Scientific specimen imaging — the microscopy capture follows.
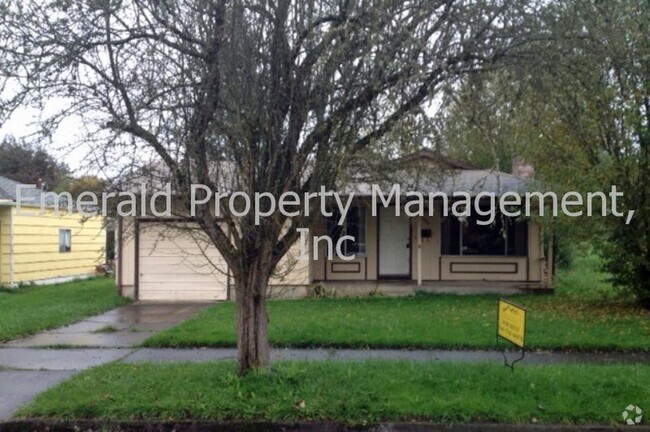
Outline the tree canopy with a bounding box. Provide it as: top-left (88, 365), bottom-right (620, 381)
top-left (439, 0), bottom-right (650, 305)
top-left (0, 135), bottom-right (69, 189)
top-left (1, 0), bottom-right (555, 373)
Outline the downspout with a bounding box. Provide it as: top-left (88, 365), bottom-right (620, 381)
top-left (9, 207), bottom-right (15, 288)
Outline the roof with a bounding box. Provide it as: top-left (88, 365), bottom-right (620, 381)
top-left (349, 149), bottom-right (531, 197)
top-left (395, 148), bottom-right (477, 170)
top-left (0, 175), bottom-right (52, 206)
top-left (111, 148), bottom-right (532, 198)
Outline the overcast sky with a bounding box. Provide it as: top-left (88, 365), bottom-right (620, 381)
top-left (0, 105), bottom-right (90, 174)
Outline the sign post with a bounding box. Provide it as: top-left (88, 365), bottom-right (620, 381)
top-left (497, 298), bottom-right (527, 371)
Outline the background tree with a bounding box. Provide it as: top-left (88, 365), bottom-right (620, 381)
top-left (0, 136), bottom-right (69, 189)
top-left (438, 0), bottom-right (650, 306)
top-left (61, 175), bottom-right (107, 199)
top-left (0, 0), bottom-right (542, 373)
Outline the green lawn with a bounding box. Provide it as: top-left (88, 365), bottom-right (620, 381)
top-left (18, 361), bottom-right (650, 425)
top-left (0, 277), bottom-right (128, 342)
top-left (143, 254), bottom-right (650, 351)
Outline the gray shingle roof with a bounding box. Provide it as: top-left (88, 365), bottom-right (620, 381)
top-left (0, 175), bottom-right (48, 205)
top-left (349, 168), bottom-right (530, 197)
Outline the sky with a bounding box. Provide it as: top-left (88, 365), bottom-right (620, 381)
top-left (0, 105), bottom-right (91, 174)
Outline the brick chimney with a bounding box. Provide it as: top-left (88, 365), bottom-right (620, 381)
top-left (512, 156), bottom-right (534, 179)
top-left (35, 177), bottom-right (47, 190)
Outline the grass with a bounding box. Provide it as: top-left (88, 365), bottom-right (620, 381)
top-left (143, 254), bottom-right (650, 352)
top-left (17, 361), bottom-right (650, 425)
top-left (0, 277), bottom-right (128, 342)
top-left (92, 325), bottom-right (120, 334)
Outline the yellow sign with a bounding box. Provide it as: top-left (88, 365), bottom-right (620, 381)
top-left (498, 299), bottom-right (526, 348)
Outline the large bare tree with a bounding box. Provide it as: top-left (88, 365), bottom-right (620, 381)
top-left (0, 0), bottom-right (540, 374)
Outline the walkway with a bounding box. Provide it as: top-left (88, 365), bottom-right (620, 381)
top-left (0, 302), bottom-right (211, 420)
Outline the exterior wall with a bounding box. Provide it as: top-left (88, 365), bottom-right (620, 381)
top-left (116, 213), bottom-right (549, 300)
top-left (410, 215), bottom-right (441, 280)
top-left (439, 256), bottom-right (529, 281)
top-left (311, 199), bottom-right (377, 282)
top-left (118, 218), bottom-right (312, 300)
top-left (0, 207), bottom-right (12, 286)
top-left (269, 233), bottom-right (311, 285)
top-left (438, 221), bottom-right (545, 283)
top-left (312, 208), bottom-right (547, 286)
top-left (116, 218), bottom-right (136, 298)
top-left (137, 221), bottom-right (228, 301)
top-left (8, 207), bottom-right (105, 285)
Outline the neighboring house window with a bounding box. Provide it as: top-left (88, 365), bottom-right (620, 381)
top-left (59, 229), bottom-right (72, 253)
top-left (441, 212), bottom-right (527, 256)
top-left (326, 206), bottom-right (367, 257)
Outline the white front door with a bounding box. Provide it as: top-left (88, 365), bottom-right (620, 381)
top-left (379, 207), bottom-right (410, 277)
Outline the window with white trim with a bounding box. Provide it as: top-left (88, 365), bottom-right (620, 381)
top-left (59, 229), bottom-right (72, 253)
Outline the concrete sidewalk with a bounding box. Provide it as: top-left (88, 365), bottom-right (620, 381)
top-left (1, 346), bottom-right (648, 420)
top-left (0, 302), bottom-right (211, 420)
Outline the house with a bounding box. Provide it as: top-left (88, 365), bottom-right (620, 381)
top-left (0, 175), bottom-right (106, 287)
top-left (116, 150), bottom-right (551, 301)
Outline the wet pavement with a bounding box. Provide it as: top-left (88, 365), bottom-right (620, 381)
top-left (2, 302), bottom-right (212, 348)
top-left (0, 370), bottom-right (75, 420)
top-left (0, 302), bottom-right (212, 420)
top-left (0, 348), bottom-right (132, 370)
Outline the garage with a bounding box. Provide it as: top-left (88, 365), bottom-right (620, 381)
top-left (136, 222), bottom-right (228, 301)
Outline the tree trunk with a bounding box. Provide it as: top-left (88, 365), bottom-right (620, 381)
top-left (235, 265), bottom-right (271, 375)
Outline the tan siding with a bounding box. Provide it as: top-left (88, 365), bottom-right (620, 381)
top-left (410, 215), bottom-right (440, 280)
top-left (311, 199), bottom-right (376, 282)
top-left (440, 256), bottom-right (529, 281)
top-left (116, 218), bottom-right (136, 297)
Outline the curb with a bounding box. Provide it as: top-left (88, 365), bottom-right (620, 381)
top-left (0, 420), bottom-right (648, 432)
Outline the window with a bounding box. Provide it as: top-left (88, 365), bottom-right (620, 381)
top-left (326, 206), bottom-right (367, 257)
top-left (59, 229), bottom-right (71, 253)
top-left (441, 213), bottom-right (527, 256)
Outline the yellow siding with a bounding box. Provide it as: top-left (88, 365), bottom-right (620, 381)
top-left (0, 207), bottom-right (11, 286)
top-left (10, 207), bottom-right (105, 284)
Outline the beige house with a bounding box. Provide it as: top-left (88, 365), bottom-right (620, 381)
top-left (116, 150), bottom-right (551, 301)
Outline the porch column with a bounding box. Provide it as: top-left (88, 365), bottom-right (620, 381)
top-left (417, 217), bottom-right (422, 286)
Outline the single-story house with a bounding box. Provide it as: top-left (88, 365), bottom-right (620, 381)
top-left (0, 175), bottom-right (106, 287)
top-left (116, 150), bottom-right (552, 301)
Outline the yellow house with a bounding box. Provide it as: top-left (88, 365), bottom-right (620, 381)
top-left (0, 175), bottom-right (106, 287)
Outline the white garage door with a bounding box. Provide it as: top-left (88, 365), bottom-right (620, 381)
top-left (138, 222), bottom-right (228, 301)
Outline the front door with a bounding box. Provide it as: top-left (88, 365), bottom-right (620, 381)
top-left (378, 207), bottom-right (410, 277)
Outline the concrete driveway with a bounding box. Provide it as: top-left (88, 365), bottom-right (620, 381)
top-left (0, 302), bottom-right (211, 420)
top-left (2, 302), bottom-right (211, 348)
